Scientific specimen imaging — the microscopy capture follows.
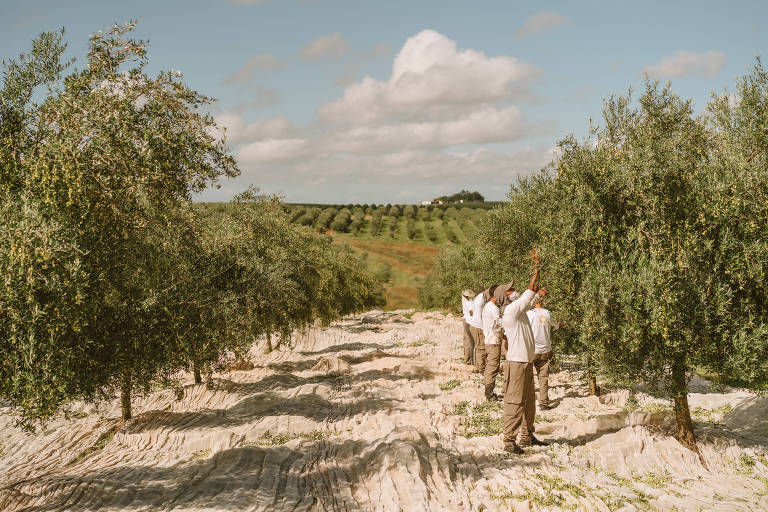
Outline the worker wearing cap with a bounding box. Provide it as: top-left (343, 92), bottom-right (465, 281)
top-left (482, 285), bottom-right (504, 401)
top-left (500, 249), bottom-right (548, 454)
top-left (527, 297), bottom-right (553, 409)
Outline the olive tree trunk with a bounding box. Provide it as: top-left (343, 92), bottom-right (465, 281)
top-left (671, 361), bottom-right (707, 467)
top-left (121, 368), bottom-right (133, 421)
top-left (193, 364), bottom-right (202, 385)
top-left (587, 355), bottom-right (600, 396)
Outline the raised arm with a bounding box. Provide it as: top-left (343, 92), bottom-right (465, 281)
top-left (527, 248), bottom-right (541, 292)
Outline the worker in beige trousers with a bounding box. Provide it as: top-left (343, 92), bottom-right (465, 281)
top-left (500, 249), bottom-right (548, 454)
top-left (497, 282), bottom-right (516, 361)
top-left (482, 282), bottom-right (513, 401)
top-left (527, 298), bottom-right (553, 409)
top-left (461, 289), bottom-right (476, 365)
top-left (467, 288), bottom-right (487, 373)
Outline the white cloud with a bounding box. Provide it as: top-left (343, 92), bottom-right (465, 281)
top-left (224, 54), bottom-right (283, 84)
top-left (513, 12), bottom-right (570, 38)
top-left (211, 113), bottom-right (296, 145)
top-left (204, 29), bottom-right (556, 202)
top-left (237, 138), bottom-right (309, 163)
top-left (320, 29), bottom-right (537, 124)
top-left (328, 107), bottom-right (527, 154)
top-left (301, 33), bottom-right (346, 59)
top-left (642, 50), bottom-right (726, 79)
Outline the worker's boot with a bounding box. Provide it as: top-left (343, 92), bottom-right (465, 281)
top-left (484, 384), bottom-right (500, 402)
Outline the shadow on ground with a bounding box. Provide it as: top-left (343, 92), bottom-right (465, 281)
top-left (1, 427), bottom-right (543, 512)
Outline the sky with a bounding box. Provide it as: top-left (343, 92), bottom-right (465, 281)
top-left (1, 1), bottom-right (766, 204)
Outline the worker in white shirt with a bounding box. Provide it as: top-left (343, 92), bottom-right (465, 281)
top-left (467, 288), bottom-right (487, 374)
top-left (527, 298), bottom-right (553, 409)
top-left (496, 281), bottom-right (515, 360)
top-left (482, 285), bottom-right (503, 401)
top-left (500, 249), bottom-right (548, 454)
top-left (461, 289), bottom-right (476, 365)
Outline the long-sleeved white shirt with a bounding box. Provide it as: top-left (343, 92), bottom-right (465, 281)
top-left (461, 296), bottom-right (473, 324)
top-left (482, 301), bottom-right (502, 345)
top-left (526, 307), bottom-right (552, 354)
top-left (501, 289), bottom-right (539, 362)
top-left (468, 292), bottom-right (485, 329)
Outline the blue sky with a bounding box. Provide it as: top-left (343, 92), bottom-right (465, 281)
top-left (1, 0), bottom-right (766, 203)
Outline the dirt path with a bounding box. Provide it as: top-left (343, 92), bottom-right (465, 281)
top-left (1, 311), bottom-right (767, 511)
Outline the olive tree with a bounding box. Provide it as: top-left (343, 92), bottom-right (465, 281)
top-left (0, 22), bottom-right (237, 424)
top-left (544, 79), bottom-right (768, 462)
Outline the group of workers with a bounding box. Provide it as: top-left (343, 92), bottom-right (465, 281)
top-left (460, 249), bottom-right (552, 454)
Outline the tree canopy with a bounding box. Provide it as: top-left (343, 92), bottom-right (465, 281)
top-left (0, 23), bottom-right (383, 427)
top-left (420, 62), bottom-right (768, 461)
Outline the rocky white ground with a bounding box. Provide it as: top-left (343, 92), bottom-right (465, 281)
top-left (1, 310), bottom-right (767, 511)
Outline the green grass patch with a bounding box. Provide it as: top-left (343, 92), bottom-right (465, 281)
top-left (461, 400), bottom-right (503, 438)
top-left (691, 404), bottom-right (732, 425)
top-left (638, 470), bottom-right (672, 489)
top-left (491, 474), bottom-right (588, 510)
top-left (407, 338), bottom-right (437, 347)
top-left (491, 488), bottom-right (568, 508)
top-left (192, 448), bottom-right (211, 459)
top-left (249, 430), bottom-right (332, 447)
top-left (694, 367), bottom-right (756, 391)
top-left (623, 396), bottom-right (673, 414)
top-left (449, 401), bottom-right (469, 416)
top-left (69, 426), bottom-right (117, 465)
top-left (439, 379), bottom-right (461, 391)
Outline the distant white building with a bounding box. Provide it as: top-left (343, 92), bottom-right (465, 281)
top-left (420, 199), bottom-right (444, 205)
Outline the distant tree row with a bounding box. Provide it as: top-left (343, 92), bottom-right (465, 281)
top-left (435, 190), bottom-right (485, 203)
top-left (277, 204), bottom-right (488, 244)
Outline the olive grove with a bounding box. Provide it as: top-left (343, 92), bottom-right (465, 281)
top-left (0, 24), bottom-right (383, 426)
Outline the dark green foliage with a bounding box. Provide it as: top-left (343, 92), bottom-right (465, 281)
top-left (444, 220), bottom-right (460, 244)
top-left (406, 218), bottom-right (416, 239)
top-left (314, 208), bottom-right (338, 232)
top-left (424, 221), bottom-right (439, 242)
top-left (436, 190), bottom-right (484, 203)
top-left (369, 209), bottom-right (384, 236)
top-left (289, 207), bottom-right (306, 223)
top-left (330, 208), bottom-right (352, 232)
top-left (388, 216), bottom-right (398, 237)
top-left (349, 219), bottom-right (363, 235)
